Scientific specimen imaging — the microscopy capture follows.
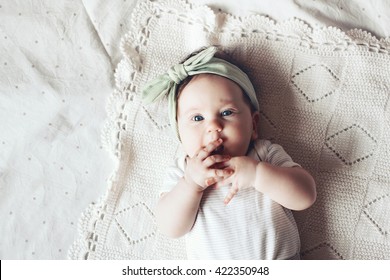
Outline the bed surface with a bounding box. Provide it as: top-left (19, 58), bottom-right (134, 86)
top-left (0, 0), bottom-right (389, 259)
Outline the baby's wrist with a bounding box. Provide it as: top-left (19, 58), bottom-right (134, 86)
top-left (183, 175), bottom-right (205, 193)
top-left (253, 162), bottom-right (267, 193)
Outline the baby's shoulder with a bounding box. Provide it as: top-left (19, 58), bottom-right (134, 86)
top-left (251, 139), bottom-right (276, 159)
top-left (251, 139), bottom-right (289, 160)
top-left (251, 139), bottom-right (300, 168)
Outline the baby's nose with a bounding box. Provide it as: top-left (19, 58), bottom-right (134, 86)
top-left (207, 119), bottom-right (222, 133)
top-left (207, 119), bottom-right (222, 142)
top-left (209, 130), bottom-right (221, 142)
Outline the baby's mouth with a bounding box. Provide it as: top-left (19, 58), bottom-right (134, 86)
top-left (211, 145), bottom-right (224, 155)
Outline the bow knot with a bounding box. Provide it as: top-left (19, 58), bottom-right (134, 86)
top-left (167, 64), bottom-right (188, 84)
top-left (142, 46), bottom-right (218, 105)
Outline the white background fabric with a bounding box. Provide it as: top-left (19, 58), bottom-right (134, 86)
top-left (0, 0), bottom-right (389, 259)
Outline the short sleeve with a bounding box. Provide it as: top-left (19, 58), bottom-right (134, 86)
top-left (160, 156), bottom-right (186, 196)
top-left (252, 139), bottom-right (301, 168)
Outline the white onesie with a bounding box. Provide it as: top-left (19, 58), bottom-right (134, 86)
top-left (161, 139), bottom-right (301, 259)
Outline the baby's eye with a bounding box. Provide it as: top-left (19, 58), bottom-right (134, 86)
top-left (192, 115), bottom-right (204, 122)
top-left (221, 110), bottom-right (233, 117)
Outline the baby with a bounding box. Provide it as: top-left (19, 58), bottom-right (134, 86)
top-left (142, 46), bottom-right (316, 259)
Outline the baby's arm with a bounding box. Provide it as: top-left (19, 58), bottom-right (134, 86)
top-left (220, 157), bottom-right (316, 210)
top-left (156, 139), bottom-right (232, 238)
top-left (156, 177), bottom-right (204, 238)
top-left (253, 162), bottom-right (316, 210)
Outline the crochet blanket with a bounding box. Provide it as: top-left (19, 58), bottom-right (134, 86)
top-left (69, 0), bottom-right (390, 259)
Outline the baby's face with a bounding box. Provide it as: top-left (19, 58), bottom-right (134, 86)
top-left (177, 74), bottom-right (259, 158)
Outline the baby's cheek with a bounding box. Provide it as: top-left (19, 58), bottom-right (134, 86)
top-left (184, 145), bottom-right (198, 158)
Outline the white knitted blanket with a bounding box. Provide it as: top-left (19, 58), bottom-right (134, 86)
top-left (69, 0), bottom-right (390, 259)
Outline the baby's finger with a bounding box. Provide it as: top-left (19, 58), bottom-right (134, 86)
top-left (224, 184), bottom-right (239, 205)
top-left (203, 154), bottom-right (230, 168)
top-left (205, 169), bottom-right (233, 187)
top-left (196, 139), bottom-right (223, 160)
top-left (214, 177), bottom-right (231, 189)
top-left (211, 168), bottom-right (233, 179)
top-left (214, 168), bottom-right (234, 188)
top-left (204, 177), bottom-right (217, 187)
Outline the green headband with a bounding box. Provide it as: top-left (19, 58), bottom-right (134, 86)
top-left (141, 46), bottom-right (259, 140)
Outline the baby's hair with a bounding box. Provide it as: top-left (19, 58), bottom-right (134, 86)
top-left (176, 46), bottom-right (257, 113)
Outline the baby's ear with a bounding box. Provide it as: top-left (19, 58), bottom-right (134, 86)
top-left (251, 111), bottom-right (260, 140)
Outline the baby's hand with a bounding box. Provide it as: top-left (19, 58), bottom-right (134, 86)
top-left (215, 156), bottom-right (258, 204)
top-left (184, 139), bottom-right (233, 190)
